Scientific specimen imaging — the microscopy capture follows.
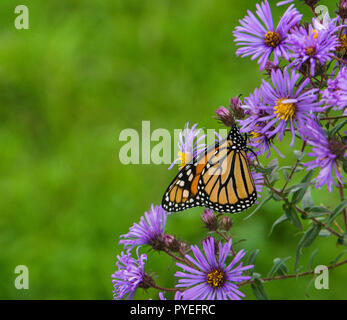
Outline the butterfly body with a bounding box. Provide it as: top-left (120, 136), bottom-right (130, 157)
top-left (162, 125), bottom-right (257, 213)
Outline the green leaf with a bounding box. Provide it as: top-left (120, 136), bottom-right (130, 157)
top-left (307, 206), bottom-right (331, 214)
top-left (319, 229), bottom-right (331, 237)
top-left (255, 165), bottom-right (271, 175)
top-left (307, 248), bottom-right (319, 271)
top-left (283, 203), bottom-right (303, 230)
top-left (294, 150), bottom-right (305, 160)
top-left (301, 188), bottom-right (314, 211)
top-left (285, 182), bottom-right (312, 195)
top-left (267, 257), bottom-right (291, 277)
top-left (268, 171), bottom-right (279, 184)
top-left (303, 206), bottom-right (332, 219)
top-left (247, 249), bottom-right (260, 266)
top-left (244, 194), bottom-right (272, 220)
top-left (283, 168), bottom-right (290, 180)
top-left (291, 170), bottom-right (314, 204)
top-left (330, 250), bottom-right (347, 265)
top-left (256, 158), bottom-right (279, 176)
top-left (251, 278), bottom-right (269, 300)
top-left (337, 233), bottom-right (347, 246)
top-left (279, 166), bottom-right (293, 171)
top-left (325, 199), bottom-right (347, 226)
top-left (328, 119), bottom-right (347, 138)
top-left (305, 276), bottom-right (315, 299)
top-left (343, 158), bottom-right (347, 174)
top-left (271, 192), bottom-right (283, 201)
top-left (246, 249), bottom-right (260, 275)
top-left (269, 214), bottom-right (288, 236)
top-left (267, 158), bottom-right (279, 171)
top-left (295, 224), bottom-right (322, 271)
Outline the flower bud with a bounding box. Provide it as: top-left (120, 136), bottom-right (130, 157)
top-left (163, 234), bottom-right (181, 252)
top-left (265, 60), bottom-right (279, 75)
top-left (202, 209), bottom-right (218, 231)
top-left (150, 235), bottom-right (166, 251)
top-left (179, 241), bottom-right (188, 254)
top-left (338, 0), bottom-right (347, 23)
top-left (230, 96), bottom-right (245, 120)
top-left (329, 138), bottom-right (347, 160)
top-left (219, 216), bottom-right (233, 231)
top-left (215, 106), bottom-right (235, 127)
top-left (139, 273), bottom-right (155, 289)
top-left (301, 0), bottom-right (320, 8)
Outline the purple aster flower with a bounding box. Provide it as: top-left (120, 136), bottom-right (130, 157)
top-left (238, 87), bottom-right (265, 134)
top-left (234, 1), bottom-right (302, 70)
top-left (258, 67), bottom-right (322, 145)
top-left (169, 122), bottom-right (206, 170)
top-left (175, 237), bottom-right (253, 300)
top-left (112, 248), bottom-right (151, 300)
top-left (119, 204), bottom-right (167, 251)
top-left (299, 117), bottom-right (346, 192)
top-left (238, 89), bottom-right (284, 159)
top-left (287, 24), bottom-right (339, 76)
top-left (322, 67), bottom-right (347, 113)
top-left (249, 124), bottom-right (285, 159)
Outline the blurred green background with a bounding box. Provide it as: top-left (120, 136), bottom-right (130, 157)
top-left (0, 0), bottom-right (345, 299)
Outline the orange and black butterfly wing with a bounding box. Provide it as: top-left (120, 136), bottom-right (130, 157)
top-left (161, 139), bottom-right (225, 212)
top-left (198, 147), bottom-right (257, 213)
top-left (162, 125), bottom-right (257, 213)
top-left (161, 162), bottom-right (201, 212)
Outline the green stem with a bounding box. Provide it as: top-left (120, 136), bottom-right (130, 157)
top-left (280, 141), bottom-right (306, 194)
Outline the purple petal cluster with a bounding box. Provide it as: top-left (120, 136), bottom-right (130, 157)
top-left (258, 67), bottom-right (322, 145)
top-left (112, 248), bottom-right (147, 300)
top-left (175, 237), bottom-right (253, 300)
top-left (234, 0), bottom-right (302, 70)
top-left (169, 122), bottom-right (207, 170)
top-left (322, 67), bottom-right (347, 114)
top-left (299, 117), bottom-right (345, 192)
top-left (239, 68), bottom-right (322, 149)
top-left (238, 88), bottom-right (284, 158)
top-left (287, 24), bottom-right (339, 76)
top-left (119, 204), bottom-right (167, 250)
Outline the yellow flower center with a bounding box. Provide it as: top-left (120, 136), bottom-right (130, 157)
top-left (312, 29), bottom-right (319, 40)
top-left (274, 98), bottom-right (296, 121)
top-left (337, 35), bottom-right (347, 52)
top-left (305, 46), bottom-right (316, 57)
top-left (264, 31), bottom-right (282, 48)
top-left (206, 269), bottom-right (225, 288)
top-left (251, 130), bottom-right (262, 143)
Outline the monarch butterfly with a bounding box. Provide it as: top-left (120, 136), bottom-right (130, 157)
top-left (162, 125), bottom-right (257, 213)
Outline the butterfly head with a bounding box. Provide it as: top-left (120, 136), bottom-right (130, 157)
top-left (227, 125), bottom-right (247, 150)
